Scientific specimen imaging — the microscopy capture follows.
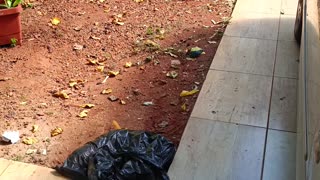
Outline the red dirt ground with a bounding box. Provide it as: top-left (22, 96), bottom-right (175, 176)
top-left (0, 0), bottom-right (233, 167)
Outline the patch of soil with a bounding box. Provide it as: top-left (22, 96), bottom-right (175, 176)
top-left (0, 0), bottom-right (233, 167)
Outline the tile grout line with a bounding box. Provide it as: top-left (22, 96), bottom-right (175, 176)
top-left (210, 68), bottom-right (298, 80)
top-left (224, 34), bottom-right (278, 41)
top-left (0, 160), bottom-right (12, 177)
top-left (191, 115), bottom-right (297, 133)
top-left (260, 11), bottom-right (282, 180)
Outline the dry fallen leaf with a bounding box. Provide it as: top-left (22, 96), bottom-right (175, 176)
top-left (108, 71), bottom-right (120, 77)
top-left (180, 89), bottom-right (199, 97)
top-left (90, 36), bottom-right (101, 40)
top-left (112, 120), bottom-right (121, 129)
top-left (53, 91), bottom-right (69, 99)
top-left (78, 110), bottom-right (89, 118)
top-left (101, 88), bottom-right (112, 94)
top-left (69, 80), bottom-right (77, 87)
top-left (166, 71), bottom-right (178, 79)
top-left (51, 17), bottom-right (60, 25)
top-left (134, 0), bottom-right (144, 2)
top-left (51, 127), bottom-right (63, 137)
top-left (120, 100), bottom-right (126, 105)
top-left (26, 149), bottom-right (37, 155)
top-left (124, 62), bottom-right (132, 68)
top-left (112, 15), bottom-right (125, 25)
top-left (20, 101), bottom-right (27, 105)
top-left (69, 79), bottom-right (86, 88)
top-left (23, 137), bottom-right (38, 145)
top-left (80, 104), bottom-right (95, 109)
top-left (181, 103), bottom-right (187, 111)
top-left (87, 59), bottom-right (104, 66)
top-left (73, 43), bottom-right (83, 50)
top-left (31, 125), bottom-right (39, 133)
top-left (96, 66), bottom-right (105, 72)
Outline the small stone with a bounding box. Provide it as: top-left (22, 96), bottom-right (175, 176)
top-left (38, 103), bottom-right (48, 108)
top-left (280, 96), bottom-right (286, 101)
top-left (171, 60), bottom-right (181, 68)
top-left (108, 95), bottom-right (119, 102)
top-left (26, 149), bottom-right (37, 155)
top-left (40, 149), bottom-right (47, 155)
top-left (36, 112), bottom-right (45, 116)
top-left (158, 121), bottom-right (169, 128)
top-left (74, 26), bottom-right (82, 31)
top-left (142, 101), bottom-right (153, 106)
top-left (170, 101), bottom-right (179, 106)
top-left (73, 43), bottom-right (84, 50)
top-left (133, 89), bottom-right (140, 95)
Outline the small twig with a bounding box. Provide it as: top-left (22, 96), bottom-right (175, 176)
top-left (102, 75), bottom-right (109, 84)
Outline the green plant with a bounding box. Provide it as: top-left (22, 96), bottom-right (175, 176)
top-left (10, 38), bottom-right (17, 47)
top-left (0, 0), bottom-right (22, 8)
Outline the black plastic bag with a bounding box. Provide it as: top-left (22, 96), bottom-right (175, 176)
top-left (56, 130), bottom-right (176, 180)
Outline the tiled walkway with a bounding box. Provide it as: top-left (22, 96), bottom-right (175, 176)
top-left (0, 158), bottom-right (66, 179)
top-left (168, 0), bottom-right (299, 179)
top-left (0, 0), bottom-right (299, 179)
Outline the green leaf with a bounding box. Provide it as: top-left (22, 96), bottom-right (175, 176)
top-left (12, 0), bottom-right (21, 7)
top-left (0, 4), bottom-right (8, 8)
top-left (7, 0), bottom-right (12, 8)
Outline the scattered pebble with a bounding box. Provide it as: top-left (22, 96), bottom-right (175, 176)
top-left (142, 101), bottom-right (153, 106)
top-left (108, 95), bottom-right (119, 102)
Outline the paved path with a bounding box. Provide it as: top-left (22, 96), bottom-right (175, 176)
top-left (0, 0), bottom-right (299, 179)
top-left (169, 0), bottom-right (299, 179)
top-left (0, 158), bottom-right (67, 179)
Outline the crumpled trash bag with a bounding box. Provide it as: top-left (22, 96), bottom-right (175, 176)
top-left (56, 130), bottom-right (176, 180)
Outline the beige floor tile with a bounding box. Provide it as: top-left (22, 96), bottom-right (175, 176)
top-left (233, 0), bottom-right (281, 14)
top-left (0, 161), bottom-right (67, 180)
top-left (281, 0), bottom-right (299, 15)
top-left (211, 36), bottom-right (277, 76)
top-left (278, 15), bottom-right (296, 41)
top-left (262, 130), bottom-right (296, 180)
top-left (191, 70), bottom-right (272, 127)
top-left (0, 159), bottom-right (11, 176)
top-left (169, 119), bottom-right (266, 180)
top-left (225, 13), bottom-right (280, 40)
top-left (274, 41), bottom-right (300, 78)
top-left (269, 78), bottom-right (297, 132)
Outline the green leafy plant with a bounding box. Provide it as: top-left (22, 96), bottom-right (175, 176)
top-left (0, 0), bottom-right (22, 8)
top-left (10, 38), bottom-right (17, 47)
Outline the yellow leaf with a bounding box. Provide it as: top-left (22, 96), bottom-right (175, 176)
top-left (90, 36), bottom-right (101, 40)
top-left (112, 120), bottom-right (121, 129)
top-left (31, 125), bottom-right (39, 133)
top-left (69, 80), bottom-right (78, 87)
top-left (112, 15), bottom-right (125, 25)
top-left (181, 103), bottom-right (187, 111)
top-left (80, 104), bottom-right (95, 108)
top-left (96, 66), bottom-right (104, 72)
top-left (78, 110), bottom-right (89, 118)
top-left (20, 101), bottom-right (27, 105)
top-left (53, 91), bottom-right (69, 99)
top-left (51, 17), bottom-right (60, 25)
top-left (87, 59), bottom-right (97, 65)
top-left (134, 0), bottom-right (144, 2)
top-left (124, 62), bottom-right (132, 68)
top-left (180, 89), bottom-right (199, 97)
top-left (69, 79), bottom-right (86, 87)
top-left (51, 127), bottom-right (63, 137)
top-left (120, 100), bottom-right (126, 105)
top-left (22, 137), bottom-right (38, 145)
top-left (108, 71), bottom-right (119, 77)
top-left (101, 88), bottom-right (112, 94)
